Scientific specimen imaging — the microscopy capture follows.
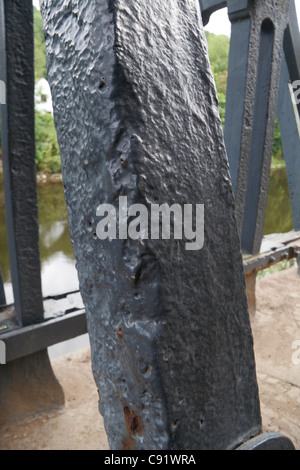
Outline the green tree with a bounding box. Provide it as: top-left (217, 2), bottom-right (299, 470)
top-left (272, 119), bottom-right (283, 161)
top-left (34, 6), bottom-right (61, 174)
top-left (35, 111), bottom-right (61, 174)
top-left (205, 32), bottom-right (230, 75)
top-left (34, 7), bottom-right (47, 83)
top-left (205, 32), bottom-right (229, 130)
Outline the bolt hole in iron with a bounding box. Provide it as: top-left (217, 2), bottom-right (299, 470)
top-left (86, 219), bottom-right (93, 232)
top-left (99, 78), bottom-right (106, 90)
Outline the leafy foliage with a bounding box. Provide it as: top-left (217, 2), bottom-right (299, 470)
top-left (272, 119), bottom-right (283, 160)
top-left (34, 7), bottom-right (60, 173)
top-left (205, 32), bottom-right (228, 130)
top-left (34, 7), bottom-right (47, 83)
top-left (35, 111), bottom-right (61, 174)
top-left (205, 32), bottom-right (230, 75)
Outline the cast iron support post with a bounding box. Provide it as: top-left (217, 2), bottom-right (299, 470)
top-left (278, 0), bottom-right (300, 232)
top-left (200, 0), bottom-right (300, 313)
top-left (0, 0), bottom-right (43, 327)
top-left (277, 55), bottom-right (300, 232)
top-left (41, 0), bottom-right (265, 450)
top-left (199, 0), bottom-right (227, 26)
top-left (224, 0), bottom-right (292, 255)
top-left (0, 0), bottom-right (64, 428)
top-left (200, 0), bottom-right (300, 254)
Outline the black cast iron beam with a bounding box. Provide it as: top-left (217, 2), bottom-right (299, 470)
top-left (200, 0), bottom-right (299, 255)
top-left (225, 0), bottom-right (292, 255)
top-left (0, 0), bottom-right (44, 326)
top-left (199, 0), bottom-right (227, 26)
top-left (41, 0), bottom-right (262, 450)
top-left (278, 1), bottom-right (300, 232)
top-left (237, 432), bottom-right (295, 450)
top-left (0, 309), bottom-right (87, 363)
top-left (277, 52), bottom-right (300, 232)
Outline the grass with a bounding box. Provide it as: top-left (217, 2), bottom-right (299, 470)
top-left (257, 259), bottom-right (297, 280)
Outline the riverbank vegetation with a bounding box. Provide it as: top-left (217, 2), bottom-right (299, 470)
top-left (34, 7), bottom-right (61, 175)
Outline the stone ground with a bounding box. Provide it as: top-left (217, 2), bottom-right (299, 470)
top-left (0, 266), bottom-right (299, 450)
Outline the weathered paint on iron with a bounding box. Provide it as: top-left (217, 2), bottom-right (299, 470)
top-left (0, 0), bottom-right (44, 326)
top-left (41, 0), bottom-right (262, 450)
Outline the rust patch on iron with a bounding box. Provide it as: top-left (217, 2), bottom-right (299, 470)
top-left (121, 405), bottom-right (143, 450)
top-left (118, 327), bottom-right (124, 340)
top-left (124, 406), bottom-right (143, 435)
top-left (122, 435), bottom-right (135, 450)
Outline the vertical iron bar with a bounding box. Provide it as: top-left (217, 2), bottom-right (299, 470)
top-left (224, 14), bottom-right (251, 196)
top-left (241, 19), bottom-right (275, 253)
top-left (283, 0), bottom-right (300, 117)
top-left (277, 0), bottom-right (300, 232)
top-left (224, 1), bottom-right (291, 254)
top-left (0, 0), bottom-right (43, 326)
top-left (277, 53), bottom-right (300, 232)
top-left (199, 0), bottom-right (227, 26)
top-left (0, 265), bottom-right (6, 306)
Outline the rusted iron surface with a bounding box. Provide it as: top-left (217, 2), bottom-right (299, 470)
top-left (41, 0), bottom-right (262, 449)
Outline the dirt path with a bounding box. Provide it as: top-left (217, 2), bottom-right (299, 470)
top-left (251, 265), bottom-right (300, 449)
top-left (0, 266), bottom-right (299, 450)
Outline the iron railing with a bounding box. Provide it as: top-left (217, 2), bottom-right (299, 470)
top-left (0, 0), bottom-right (299, 363)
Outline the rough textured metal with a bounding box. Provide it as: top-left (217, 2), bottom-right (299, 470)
top-left (278, 0), bottom-right (300, 232)
top-left (0, 0), bottom-right (44, 326)
top-left (237, 432), bottom-right (296, 450)
top-left (41, 0), bottom-right (262, 450)
top-left (225, 0), bottom-right (292, 254)
top-left (277, 54), bottom-right (300, 232)
top-left (200, 0), bottom-right (300, 247)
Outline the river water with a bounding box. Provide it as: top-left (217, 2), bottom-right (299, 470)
top-left (0, 165), bottom-right (293, 306)
top-left (0, 166), bottom-right (293, 302)
top-left (0, 166), bottom-right (293, 357)
top-left (0, 179), bottom-right (79, 305)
